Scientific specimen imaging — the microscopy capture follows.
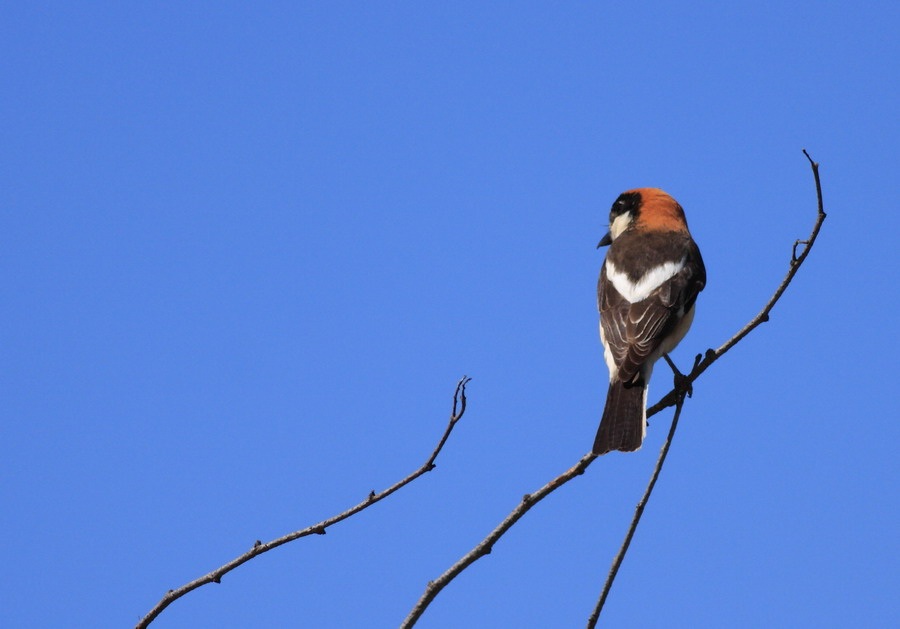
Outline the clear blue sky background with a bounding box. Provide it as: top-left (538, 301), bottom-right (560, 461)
top-left (2, 3), bottom-right (898, 628)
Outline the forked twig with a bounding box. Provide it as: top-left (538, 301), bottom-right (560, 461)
top-left (647, 149), bottom-right (826, 416)
top-left (136, 376), bottom-right (472, 628)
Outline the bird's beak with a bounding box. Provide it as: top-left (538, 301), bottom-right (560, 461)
top-left (597, 232), bottom-right (612, 248)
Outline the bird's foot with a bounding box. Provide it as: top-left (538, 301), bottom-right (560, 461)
top-left (663, 353), bottom-right (695, 398)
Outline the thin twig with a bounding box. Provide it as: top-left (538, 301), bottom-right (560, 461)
top-left (647, 149), bottom-right (826, 417)
top-left (586, 392), bottom-right (687, 628)
top-left (400, 452), bottom-right (599, 629)
top-left (589, 150), bottom-right (826, 623)
top-left (402, 152), bottom-right (827, 627)
top-left (136, 376), bottom-right (472, 629)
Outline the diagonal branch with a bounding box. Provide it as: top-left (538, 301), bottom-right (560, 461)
top-left (588, 150), bottom-right (827, 623)
top-left (647, 149), bottom-right (826, 416)
top-left (400, 452), bottom-right (597, 628)
top-left (586, 391), bottom-right (687, 628)
top-left (136, 376), bottom-right (472, 629)
top-left (401, 151), bottom-right (827, 628)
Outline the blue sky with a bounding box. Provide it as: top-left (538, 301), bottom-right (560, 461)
top-left (2, 3), bottom-right (898, 628)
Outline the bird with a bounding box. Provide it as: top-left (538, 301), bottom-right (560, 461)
top-left (592, 188), bottom-right (706, 455)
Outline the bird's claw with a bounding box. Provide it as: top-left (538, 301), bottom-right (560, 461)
top-left (675, 372), bottom-right (693, 398)
top-left (663, 353), bottom-right (694, 398)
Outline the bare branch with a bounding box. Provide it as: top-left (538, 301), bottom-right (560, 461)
top-left (589, 150), bottom-right (827, 622)
top-left (136, 376), bottom-right (472, 629)
top-left (402, 152), bottom-right (827, 627)
top-left (400, 452), bottom-right (598, 629)
top-left (586, 391), bottom-right (687, 628)
top-left (646, 149), bottom-right (826, 417)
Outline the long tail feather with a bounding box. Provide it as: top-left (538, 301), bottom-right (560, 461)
top-left (592, 381), bottom-right (646, 455)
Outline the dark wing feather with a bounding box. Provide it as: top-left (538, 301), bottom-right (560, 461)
top-left (600, 282), bottom-right (674, 385)
top-left (598, 265), bottom-right (632, 375)
top-left (600, 240), bottom-right (705, 385)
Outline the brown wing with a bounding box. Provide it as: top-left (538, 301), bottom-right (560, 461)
top-left (599, 248), bottom-right (705, 385)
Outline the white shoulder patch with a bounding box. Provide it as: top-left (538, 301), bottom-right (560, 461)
top-left (606, 258), bottom-right (684, 303)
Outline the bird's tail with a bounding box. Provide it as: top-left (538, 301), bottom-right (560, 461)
top-left (592, 380), bottom-right (647, 455)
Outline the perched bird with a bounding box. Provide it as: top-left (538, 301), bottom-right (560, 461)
top-left (593, 188), bottom-right (706, 455)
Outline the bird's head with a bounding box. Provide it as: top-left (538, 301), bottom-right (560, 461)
top-left (597, 188), bottom-right (688, 248)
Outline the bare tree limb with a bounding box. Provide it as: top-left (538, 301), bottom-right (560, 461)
top-left (136, 376), bottom-right (472, 629)
top-left (588, 150), bottom-right (826, 623)
top-left (402, 152), bottom-right (826, 627)
top-left (586, 389), bottom-right (688, 628)
top-left (646, 149), bottom-right (826, 416)
top-left (400, 452), bottom-right (597, 628)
